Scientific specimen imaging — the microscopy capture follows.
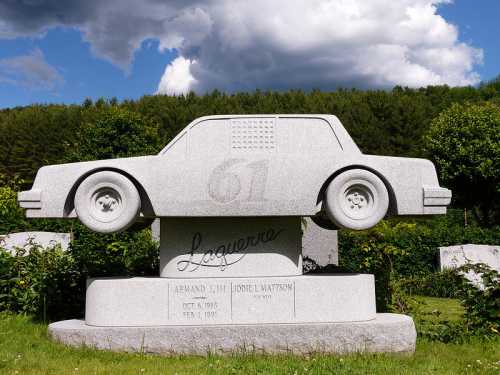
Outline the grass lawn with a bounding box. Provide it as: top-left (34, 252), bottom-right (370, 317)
top-left (0, 297), bottom-right (499, 375)
top-left (407, 295), bottom-right (465, 323)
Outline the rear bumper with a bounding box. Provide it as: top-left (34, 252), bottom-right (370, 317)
top-left (423, 186), bottom-right (452, 206)
top-left (18, 189), bottom-right (42, 209)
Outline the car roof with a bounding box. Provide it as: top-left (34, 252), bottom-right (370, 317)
top-left (159, 114), bottom-right (360, 155)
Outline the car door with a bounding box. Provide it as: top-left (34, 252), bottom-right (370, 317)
top-left (175, 116), bottom-right (341, 216)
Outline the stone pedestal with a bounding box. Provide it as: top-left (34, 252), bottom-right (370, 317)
top-left (48, 217), bottom-right (416, 354)
top-left (85, 274), bottom-right (376, 326)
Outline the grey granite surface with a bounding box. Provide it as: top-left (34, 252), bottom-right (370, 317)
top-left (49, 313), bottom-right (416, 355)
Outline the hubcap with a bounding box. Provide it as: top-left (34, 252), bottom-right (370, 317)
top-left (90, 187), bottom-right (123, 222)
top-left (341, 184), bottom-right (374, 220)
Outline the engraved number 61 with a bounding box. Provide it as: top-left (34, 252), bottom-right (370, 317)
top-left (208, 159), bottom-right (269, 203)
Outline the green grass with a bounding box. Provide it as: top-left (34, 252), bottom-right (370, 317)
top-left (0, 297), bottom-right (499, 375)
top-left (407, 296), bottom-right (465, 323)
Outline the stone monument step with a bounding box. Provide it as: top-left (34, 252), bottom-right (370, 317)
top-left (48, 313), bottom-right (416, 355)
top-left (85, 274), bottom-right (376, 326)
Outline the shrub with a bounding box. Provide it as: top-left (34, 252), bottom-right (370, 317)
top-left (426, 102), bottom-right (500, 227)
top-left (339, 215), bottom-right (500, 311)
top-left (338, 221), bottom-right (411, 311)
top-left (67, 107), bottom-right (162, 162)
top-left (457, 263), bottom-right (500, 335)
top-left (69, 224), bottom-right (159, 278)
top-left (395, 269), bottom-right (465, 298)
top-left (0, 243), bottom-right (82, 321)
top-left (0, 228), bottom-right (159, 322)
top-left (0, 183), bottom-right (28, 234)
top-left (394, 263), bottom-right (499, 342)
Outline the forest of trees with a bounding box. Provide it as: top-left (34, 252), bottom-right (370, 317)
top-left (1, 80), bottom-right (499, 189)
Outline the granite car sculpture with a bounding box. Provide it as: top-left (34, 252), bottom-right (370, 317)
top-left (19, 115), bottom-right (451, 233)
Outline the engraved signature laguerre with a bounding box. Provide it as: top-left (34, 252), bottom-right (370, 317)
top-left (176, 228), bottom-right (284, 272)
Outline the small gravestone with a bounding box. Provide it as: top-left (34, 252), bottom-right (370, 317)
top-left (302, 218), bottom-right (338, 267)
top-left (0, 231), bottom-right (71, 254)
top-left (439, 244), bottom-right (500, 285)
top-left (18, 114), bottom-right (452, 355)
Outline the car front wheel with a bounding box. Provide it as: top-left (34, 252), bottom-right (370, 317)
top-left (325, 169), bottom-right (389, 230)
top-left (74, 171), bottom-right (141, 233)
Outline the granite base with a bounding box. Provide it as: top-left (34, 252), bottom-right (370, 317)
top-left (85, 274), bottom-right (376, 326)
top-left (49, 313), bottom-right (416, 355)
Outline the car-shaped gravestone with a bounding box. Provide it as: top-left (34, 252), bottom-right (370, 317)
top-left (19, 114), bottom-right (451, 233)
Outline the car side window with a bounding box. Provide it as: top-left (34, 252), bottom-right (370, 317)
top-left (188, 119), bottom-right (229, 156)
top-left (276, 118), bottom-right (341, 153)
top-left (161, 132), bottom-right (187, 158)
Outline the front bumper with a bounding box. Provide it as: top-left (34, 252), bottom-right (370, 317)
top-left (423, 186), bottom-right (452, 214)
top-left (18, 189), bottom-right (42, 209)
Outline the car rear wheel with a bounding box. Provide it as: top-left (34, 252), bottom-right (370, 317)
top-left (325, 169), bottom-right (389, 230)
top-left (74, 171), bottom-right (141, 233)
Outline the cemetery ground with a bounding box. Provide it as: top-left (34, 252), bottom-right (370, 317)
top-left (1, 297), bottom-right (499, 375)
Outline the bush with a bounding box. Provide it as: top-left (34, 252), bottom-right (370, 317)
top-left (0, 185), bottom-right (27, 234)
top-left (458, 263), bottom-right (500, 335)
top-left (338, 221), bottom-right (412, 311)
top-left (67, 107), bottom-right (162, 162)
top-left (426, 102), bottom-right (500, 226)
top-left (394, 263), bottom-right (499, 342)
top-left (395, 269), bottom-right (465, 298)
top-left (69, 224), bottom-right (159, 278)
top-left (339, 215), bottom-right (500, 311)
top-left (0, 243), bottom-right (82, 321)
top-left (0, 228), bottom-right (159, 322)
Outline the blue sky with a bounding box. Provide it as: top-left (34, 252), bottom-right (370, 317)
top-left (0, 0), bottom-right (498, 109)
top-left (0, 29), bottom-right (174, 108)
top-left (439, 0), bottom-right (499, 82)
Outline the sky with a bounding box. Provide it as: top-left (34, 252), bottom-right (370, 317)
top-left (0, 0), bottom-right (498, 109)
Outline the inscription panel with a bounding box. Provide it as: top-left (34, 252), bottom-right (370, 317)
top-left (168, 278), bottom-right (296, 324)
top-left (160, 217), bottom-right (302, 278)
top-left (169, 280), bottom-right (231, 324)
top-left (231, 280), bottom-right (295, 323)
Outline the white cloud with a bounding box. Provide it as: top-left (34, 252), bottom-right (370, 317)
top-left (0, 48), bottom-right (64, 90)
top-left (0, 0), bottom-right (483, 93)
top-left (155, 0), bottom-right (483, 93)
top-left (156, 56), bottom-right (197, 95)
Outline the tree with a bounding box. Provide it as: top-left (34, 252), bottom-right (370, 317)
top-left (426, 102), bottom-right (500, 226)
top-left (67, 107), bottom-right (162, 162)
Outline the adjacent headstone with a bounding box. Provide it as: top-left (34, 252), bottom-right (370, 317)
top-left (439, 244), bottom-right (500, 285)
top-left (0, 231), bottom-right (71, 254)
top-left (151, 219), bottom-right (160, 242)
top-left (302, 218), bottom-right (338, 266)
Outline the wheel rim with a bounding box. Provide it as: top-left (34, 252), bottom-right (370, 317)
top-left (340, 183), bottom-right (375, 220)
top-left (89, 187), bottom-right (124, 223)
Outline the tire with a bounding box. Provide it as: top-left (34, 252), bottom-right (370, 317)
top-left (74, 171), bottom-right (141, 233)
top-left (311, 212), bottom-right (339, 230)
top-left (325, 169), bottom-right (389, 230)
